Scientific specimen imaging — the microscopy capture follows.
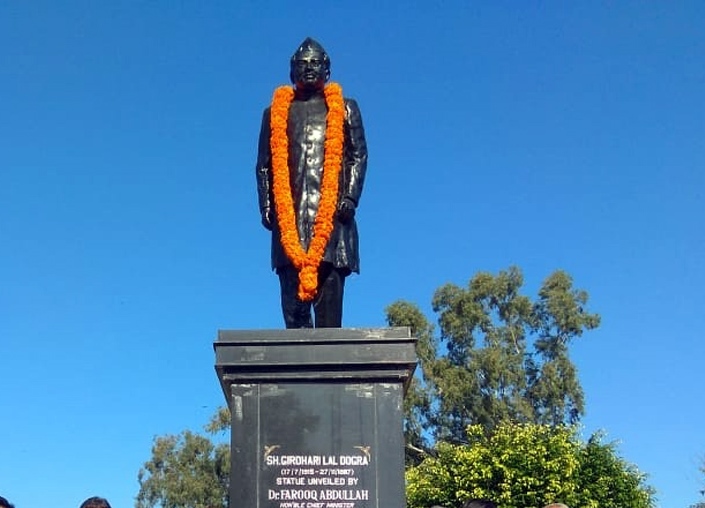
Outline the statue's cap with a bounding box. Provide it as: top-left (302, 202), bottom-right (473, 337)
top-left (291, 37), bottom-right (329, 62)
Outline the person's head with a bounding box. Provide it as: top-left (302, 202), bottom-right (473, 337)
top-left (289, 37), bottom-right (330, 91)
top-left (79, 497), bottom-right (111, 508)
top-left (463, 499), bottom-right (497, 508)
top-left (0, 496), bottom-right (15, 508)
top-left (543, 504), bottom-right (570, 508)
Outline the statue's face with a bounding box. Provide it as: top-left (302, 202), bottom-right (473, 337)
top-left (291, 49), bottom-right (329, 91)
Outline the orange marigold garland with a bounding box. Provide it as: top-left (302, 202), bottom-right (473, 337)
top-left (269, 82), bottom-right (345, 301)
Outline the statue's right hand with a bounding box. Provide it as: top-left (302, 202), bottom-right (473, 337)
top-left (261, 208), bottom-right (274, 231)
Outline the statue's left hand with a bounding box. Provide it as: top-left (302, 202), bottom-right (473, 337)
top-left (261, 207), bottom-right (274, 231)
top-left (337, 198), bottom-right (356, 224)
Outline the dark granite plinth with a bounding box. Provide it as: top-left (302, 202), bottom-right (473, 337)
top-left (214, 328), bottom-right (417, 508)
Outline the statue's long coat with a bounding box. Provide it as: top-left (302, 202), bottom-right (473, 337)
top-left (256, 94), bottom-right (368, 274)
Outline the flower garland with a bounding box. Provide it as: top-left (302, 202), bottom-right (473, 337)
top-left (269, 82), bottom-right (345, 301)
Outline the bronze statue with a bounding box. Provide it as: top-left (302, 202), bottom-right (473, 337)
top-left (256, 38), bottom-right (368, 329)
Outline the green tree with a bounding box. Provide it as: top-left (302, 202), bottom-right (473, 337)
top-left (575, 432), bottom-right (655, 508)
top-left (405, 422), bottom-right (655, 508)
top-left (386, 300), bottom-right (436, 464)
top-left (136, 408), bottom-right (230, 508)
top-left (387, 267), bottom-right (600, 448)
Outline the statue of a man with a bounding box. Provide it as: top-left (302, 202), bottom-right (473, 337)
top-left (256, 38), bottom-right (368, 329)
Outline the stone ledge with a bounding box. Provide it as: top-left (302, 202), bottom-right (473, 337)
top-left (214, 327), bottom-right (417, 401)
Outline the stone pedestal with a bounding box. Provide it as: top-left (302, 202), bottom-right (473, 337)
top-left (214, 328), bottom-right (417, 508)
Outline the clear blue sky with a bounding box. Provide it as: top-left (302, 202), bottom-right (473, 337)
top-left (1, 2), bottom-right (703, 507)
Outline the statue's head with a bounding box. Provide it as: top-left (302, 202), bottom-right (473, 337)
top-left (290, 37), bottom-right (330, 91)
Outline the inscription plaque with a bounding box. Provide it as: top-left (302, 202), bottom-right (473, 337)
top-left (264, 444), bottom-right (373, 507)
top-left (232, 382), bottom-right (401, 508)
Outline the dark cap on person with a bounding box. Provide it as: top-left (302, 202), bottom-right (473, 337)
top-left (80, 497), bottom-right (112, 508)
top-left (0, 496), bottom-right (16, 508)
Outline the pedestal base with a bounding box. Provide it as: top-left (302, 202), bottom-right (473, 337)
top-left (214, 328), bottom-right (417, 508)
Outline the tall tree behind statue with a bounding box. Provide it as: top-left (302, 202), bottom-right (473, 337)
top-left (386, 266), bottom-right (600, 461)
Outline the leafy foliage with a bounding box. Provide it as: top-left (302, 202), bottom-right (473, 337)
top-left (387, 267), bottom-right (600, 450)
top-left (386, 300), bottom-right (436, 464)
top-left (405, 423), bottom-right (655, 508)
top-left (574, 433), bottom-right (655, 508)
top-left (136, 409), bottom-right (230, 508)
